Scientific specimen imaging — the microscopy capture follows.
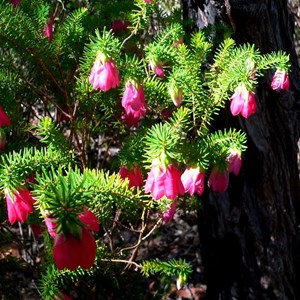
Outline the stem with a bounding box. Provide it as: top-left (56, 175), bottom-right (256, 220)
top-left (101, 258), bottom-right (141, 269)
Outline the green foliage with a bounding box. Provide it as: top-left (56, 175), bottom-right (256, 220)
top-left (140, 258), bottom-right (192, 283)
top-left (0, 0), bottom-right (291, 298)
top-left (0, 147), bottom-right (71, 192)
top-left (36, 117), bottom-right (72, 155)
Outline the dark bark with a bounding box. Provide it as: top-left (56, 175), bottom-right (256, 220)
top-left (182, 1), bottom-right (300, 299)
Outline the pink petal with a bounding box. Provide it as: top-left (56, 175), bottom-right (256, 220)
top-left (78, 209), bottom-right (99, 232)
top-left (241, 91), bottom-right (256, 118)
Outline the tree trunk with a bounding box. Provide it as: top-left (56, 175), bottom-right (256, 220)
top-left (182, 1), bottom-right (300, 299)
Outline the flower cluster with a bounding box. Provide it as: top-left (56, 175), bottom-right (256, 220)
top-left (230, 69), bottom-right (290, 119)
top-left (143, 156), bottom-right (240, 221)
top-left (144, 148), bottom-right (243, 216)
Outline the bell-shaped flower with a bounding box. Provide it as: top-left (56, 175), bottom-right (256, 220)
top-left (52, 208), bottom-right (99, 270)
top-left (89, 55), bottom-right (120, 92)
top-left (122, 83), bottom-right (147, 127)
top-left (53, 227), bottom-right (97, 271)
top-left (144, 0), bottom-right (152, 2)
top-left (0, 106), bottom-right (11, 127)
top-left (5, 188), bottom-right (35, 225)
top-left (43, 15), bottom-right (54, 41)
top-left (181, 167), bottom-right (205, 196)
top-left (162, 201), bottom-right (176, 223)
top-left (169, 86), bottom-right (183, 107)
top-left (271, 70), bottom-right (290, 91)
top-left (230, 84), bottom-right (256, 118)
top-left (111, 19), bottom-right (130, 34)
top-left (45, 215), bottom-right (57, 238)
top-left (208, 167), bottom-right (229, 193)
top-left (145, 162), bottom-right (185, 200)
top-left (150, 62), bottom-right (165, 78)
top-left (119, 165), bottom-right (144, 189)
top-left (227, 149), bottom-right (242, 176)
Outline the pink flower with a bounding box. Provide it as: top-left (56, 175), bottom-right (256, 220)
top-left (208, 168), bottom-right (229, 193)
top-left (5, 188), bottom-right (35, 225)
top-left (45, 215), bottom-right (57, 238)
top-left (0, 106), bottom-right (11, 127)
top-left (119, 165), bottom-right (144, 188)
top-left (122, 83), bottom-right (147, 127)
top-left (181, 167), bottom-right (205, 196)
top-left (111, 19), bottom-right (130, 34)
top-left (162, 202), bottom-right (176, 223)
top-left (89, 56), bottom-right (120, 92)
top-left (43, 16), bottom-right (54, 41)
top-left (10, 0), bottom-right (20, 8)
top-left (227, 150), bottom-right (242, 176)
top-left (52, 208), bottom-right (99, 270)
top-left (169, 86), bottom-right (183, 107)
top-left (161, 108), bottom-right (174, 120)
top-left (53, 227), bottom-right (97, 270)
top-left (230, 84), bottom-right (256, 118)
top-left (144, 0), bottom-right (152, 2)
top-left (150, 62), bottom-right (165, 78)
top-left (145, 163), bottom-right (185, 200)
top-left (78, 209), bottom-right (100, 232)
top-left (271, 70), bottom-right (290, 91)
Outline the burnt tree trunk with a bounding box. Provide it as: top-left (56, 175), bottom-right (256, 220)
top-left (182, 1), bottom-right (300, 299)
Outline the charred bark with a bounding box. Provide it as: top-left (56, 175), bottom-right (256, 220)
top-left (182, 1), bottom-right (300, 299)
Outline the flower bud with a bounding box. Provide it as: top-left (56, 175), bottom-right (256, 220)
top-left (169, 86), bottom-right (183, 107)
top-left (176, 273), bottom-right (187, 290)
top-left (227, 149), bottom-right (242, 176)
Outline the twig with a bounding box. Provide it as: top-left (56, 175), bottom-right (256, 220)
top-left (101, 258), bottom-right (141, 270)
